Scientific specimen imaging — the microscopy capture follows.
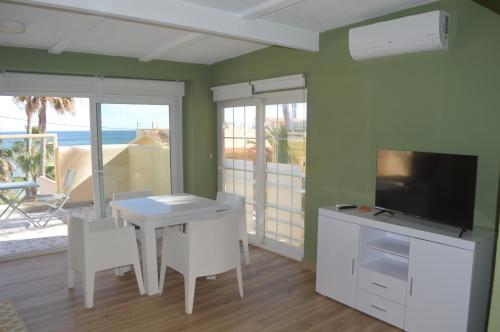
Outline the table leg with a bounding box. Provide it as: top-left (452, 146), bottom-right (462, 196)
top-left (140, 226), bottom-right (159, 295)
top-left (0, 189), bottom-right (23, 219)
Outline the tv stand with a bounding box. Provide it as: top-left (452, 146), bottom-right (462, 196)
top-left (316, 207), bottom-right (494, 332)
top-left (373, 208), bottom-right (394, 217)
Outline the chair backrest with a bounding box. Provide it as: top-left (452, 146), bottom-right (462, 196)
top-left (187, 214), bottom-right (240, 277)
top-left (113, 190), bottom-right (153, 201)
top-left (62, 169), bottom-right (77, 197)
top-left (216, 192), bottom-right (245, 212)
top-left (67, 215), bottom-right (88, 270)
top-left (216, 192), bottom-right (246, 236)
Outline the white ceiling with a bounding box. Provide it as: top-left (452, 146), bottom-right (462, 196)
top-left (0, 0), bottom-right (437, 65)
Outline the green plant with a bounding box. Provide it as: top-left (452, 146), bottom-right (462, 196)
top-left (266, 124), bottom-right (291, 164)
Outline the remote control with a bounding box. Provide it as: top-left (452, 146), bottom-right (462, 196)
top-left (336, 204), bottom-right (357, 210)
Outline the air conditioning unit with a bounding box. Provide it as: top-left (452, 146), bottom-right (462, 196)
top-left (349, 10), bottom-right (449, 61)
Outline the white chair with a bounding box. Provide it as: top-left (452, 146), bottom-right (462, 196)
top-left (112, 190), bottom-right (153, 227)
top-left (111, 191), bottom-right (152, 276)
top-left (67, 215), bottom-right (145, 309)
top-left (158, 214), bottom-right (243, 314)
top-left (35, 169), bottom-right (77, 227)
top-left (216, 192), bottom-right (250, 265)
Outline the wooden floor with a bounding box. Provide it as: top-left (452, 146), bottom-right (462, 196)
top-left (0, 246), bottom-right (400, 332)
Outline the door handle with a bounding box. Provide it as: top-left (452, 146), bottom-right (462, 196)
top-left (351, 258), bottom-right (355, 275)
top-left (410, 278), bottom-right (414, 296)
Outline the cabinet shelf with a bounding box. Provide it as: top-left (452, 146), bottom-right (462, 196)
top-left (363, 237), bottom-right (410, 258)
top-left (360, 257), bottom-right (408, 282)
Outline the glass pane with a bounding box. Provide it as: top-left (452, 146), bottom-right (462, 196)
top-left (245, 171), bottom-right (254, 203)
top-left (223, 168), bottom-right (234, 193)
top-left (233, 170), bottom-right (246, 197)
top-left (100, 104), bottom-right (171, 216)
top-left (266, 172), bottom-right (278, 206)
top-left (246, 203), bottom-right (256, 235)
top-left (223, 138), bottom-right (234, 162)
top-left (244, 139), bottom-right (256, 162)
top-left (245, 106), bottom-right (257, 139)
top-left (277, 209), bottom-right (291, 244)
top-left (223, 107), bottom-right (234, 137)
top-left (265, 207), bottom-right (277, 240)
top-left (277, 172), bottom-right (293, 210)
top-left (291, 213), bottom-right (304, 248)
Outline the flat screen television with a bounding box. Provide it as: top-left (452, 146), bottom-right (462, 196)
top-left (375, 149), bottom-right (477, 230)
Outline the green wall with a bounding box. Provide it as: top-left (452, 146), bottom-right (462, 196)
top-left (0, 47), bottom-right (218, 198)
top-left (211, 1), bottom-right (500, 330)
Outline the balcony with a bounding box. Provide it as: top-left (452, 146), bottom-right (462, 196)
top-left (0, 130), bottom-right (170, 260)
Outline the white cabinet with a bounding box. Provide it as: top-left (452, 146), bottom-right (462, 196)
top-left (316, 207), bottom-right (495, 332)
top-left (406, 238), bottom-right (473, 332)
top-left (316, 215), bottom-right (360, 307)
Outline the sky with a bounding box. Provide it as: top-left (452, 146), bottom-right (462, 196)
top-left (0, 97), bottom-right (170, 132)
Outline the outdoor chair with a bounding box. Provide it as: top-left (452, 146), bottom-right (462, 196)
top-left (35, 169), bottom-right (76, 227)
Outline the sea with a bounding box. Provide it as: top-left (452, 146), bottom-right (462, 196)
top-left (0, 130), bottom-right (137, 147)
top-left (1, 130), bottom-right (137, 178)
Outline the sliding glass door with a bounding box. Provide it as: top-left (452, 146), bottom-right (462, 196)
top-left (218, 90), bottom-right (307, 259)
top-left (92, 100), bottom-right (181, 217)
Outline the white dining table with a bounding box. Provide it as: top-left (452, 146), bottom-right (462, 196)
top-left (109, 193), bottom-right (229, 295)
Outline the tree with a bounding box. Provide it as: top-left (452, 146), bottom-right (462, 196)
top-left (37, 97), bottom-right (74, 176)
top-left (13, 96), bottom-right (74, 177)
top-left (13, 96), bottom-right (38, 156)
top-left (266, 124), bottom-right (290, 164)
top-left (0, 146), bottom-right (15, 183)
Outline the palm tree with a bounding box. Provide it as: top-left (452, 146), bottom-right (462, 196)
top-left (0, 146), bottom-right (15, 183)
top-left (13, 96), bottom-right (74, 177)
top-left (13, 96), bottom-right (38, 156)
top-left (37, 97), bottom-right (74, 176)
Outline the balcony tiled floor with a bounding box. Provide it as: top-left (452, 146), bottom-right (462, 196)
top-left (0, 205), bottom-right (95, 261)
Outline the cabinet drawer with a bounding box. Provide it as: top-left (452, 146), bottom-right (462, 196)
top-left (358, 267), bottom-right (407, 305)
top-left (357, 289), bottom-right (405, 329)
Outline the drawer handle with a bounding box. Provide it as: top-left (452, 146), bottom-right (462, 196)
top-left (371, 281), bottom-right (388, 289)
top-left (371, 304), bottom-right (387, 313)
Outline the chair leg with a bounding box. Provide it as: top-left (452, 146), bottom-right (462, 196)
top-left (184, 275), bottom-right (197, 314)
top-left (158, 236), bottom-right (168, 295)
top-left (133, 262), bottom-right (145, 296)
top-left (82, 270), bottom-right (95, 309)
top-left (68, 268), bottom-right (75, 289)
top-left (242, 237), bottom-right (250, 265)
top-left (236, 265), bottom-right (244, 298)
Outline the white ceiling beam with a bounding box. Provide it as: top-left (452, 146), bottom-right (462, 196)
top-left (139, 33), bottom-right (208, 62)
top-left (239, 0), bottom-right (306, 20)
top-left (48, 15), bottom-right (103, 54)
top-left (19, 0), bottom-right (319, 52)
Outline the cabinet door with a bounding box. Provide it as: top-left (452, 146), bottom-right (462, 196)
top-left (406, 238), bottom-right (473, 332)
top-left (316, 215), bottom-right (360, 307)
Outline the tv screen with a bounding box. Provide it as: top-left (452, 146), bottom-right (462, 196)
top-left (375, 149), bottom-right (477, 230)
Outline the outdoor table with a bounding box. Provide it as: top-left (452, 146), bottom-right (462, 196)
top-left (0, 181), bottom-right (40, 227)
